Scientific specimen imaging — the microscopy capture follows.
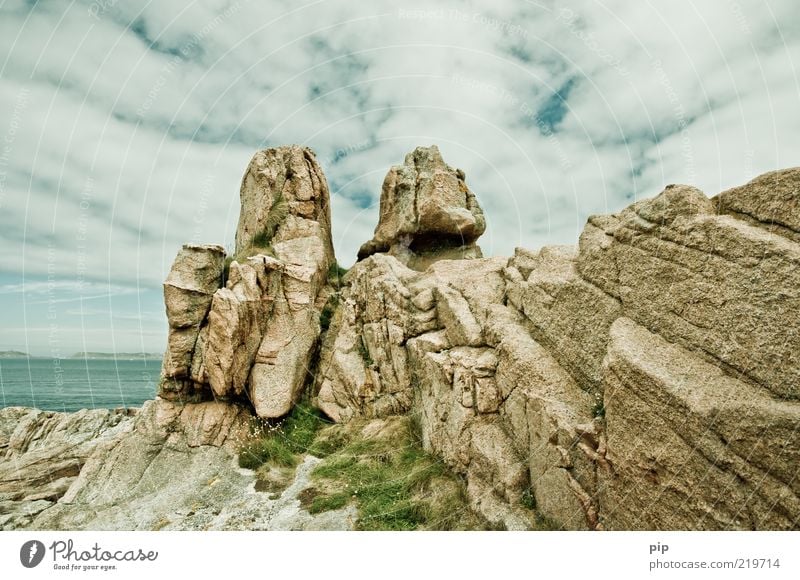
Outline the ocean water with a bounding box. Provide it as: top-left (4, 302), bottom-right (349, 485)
top-left (0, 358), bottom-right (159, 412)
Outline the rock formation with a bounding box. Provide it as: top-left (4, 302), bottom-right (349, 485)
top-left (1, 400), bottom-right (355, 531)
top-left (161, 145), bottom-right (335, 418)
top-left (315, 162), bottom-right (800, 530)
top-left (0, 407), bottom-right (136, 529)
top-left (159, 244), bottom-right (225, 401)
top-left (2, 145), bottom-right (346, 531)
top-left (2, 146), bottom-right (798, 531)
top-left (357, 145), bottom-right (486, 270)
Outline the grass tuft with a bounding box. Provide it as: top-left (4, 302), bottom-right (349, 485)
top-left (308, 417), bottom-right (485, 530)
top-left (308, 492), bottom-right (350, 514)
top-left (521, 487), bottom-right (536, 510)
top-left (239, 407), bottom-right (491, 530)
top-left (238, 402), bottom-right (329, 470)
top-left (222, 256), bottom-right (234, 286)
top-left (327, 261), bottom-right (349, 289)
top-left (319, 294), bottom-right (340, 332)
top-left (252, 192), bottom-right (289, 250)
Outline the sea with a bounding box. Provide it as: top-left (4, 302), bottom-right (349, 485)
top-left (0, 358), bottom-right (159, 412)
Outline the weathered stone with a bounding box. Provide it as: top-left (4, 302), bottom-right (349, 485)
top-left (435, 285), bottom-right (483, 347)
top-left (427, 257), bottom-right (507, 325)
top-left (249, 291), bottom-right (319, 418)
top-left (601, 318), bottom-right (800, 530)
top-left (466, 419), bottom-right (534, 530)
top-left (159, 146), bottom-right (335, 419)
top-left (159, 244), bottom-right (225, 399)
top-left (316, 297), bottom-right (373, 423)
top-left (3, 399), bottom-right (354, 531)
top-left (406, 334), bottom-right (536, 528)
top-left (236, 146), bottom-right (334, 260)
top-left (9, 152), bottom-right (800, 533)
top-left (402, 244), bottom-right (484, 272)
top-left (636, 184), bottom-right (714, 224)
top-left (600, 216), bottom-right (800, 398)
top-left (204, 257), bottom-right (279, 399)
top-left (160, 328), bottom-right (203, 395)
top-left (578, 191), bottom-right (800, 399)
top-left (716, 167), bottom-right (800, 240)
top-left (358, 146), bottom-right (486, 267)
top-left (0, 407), bottom-right (136, 529)
top-left (506, 245), bottom-right (621, 392)
top-left (487, 305), bottom-right (600, 530)
top-left (315, 254), bottom-right (436, 421)
top-left (315, 252), bottom-right (507, 420)
top-left (164, 245), bottom-right (226, 315)
top-left (225, 146), bottom-right (336, 419)
top-left (30, 399), bottom-right (250, 530)
top-left (575, 215), bottom-right (620, 298)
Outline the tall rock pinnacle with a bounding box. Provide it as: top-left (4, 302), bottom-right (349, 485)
top-left (160, 145), bottom-right (335, 418)
top-left (235, 146), bottom-right (334, 260)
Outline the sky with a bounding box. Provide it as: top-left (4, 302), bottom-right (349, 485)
top-left (0, 0), bottom-right (798, 356)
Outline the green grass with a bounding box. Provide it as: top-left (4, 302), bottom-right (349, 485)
top-left (222, 256), bottom-right (234, 286)
top-left (306, 424), bottom-right (350, 457)
top-left (327, 261), bottom-right (349, 289)
top-left (308, 418), bottom-right (482, 530)
top-left (252, 192), bottom-right (288, 250)
top-left (319, 293), bottom-right (340, 332)
top-left (521, 487), bottom-right (536, 510)
top-left (238, 407), bottom-right (489, 530)
top-left (240, 438), bottom-right (297, 469)
top-left (238, 402), bottom-right (329, 470)
top-left (251, 232), bottom-right (276, 251)
top-left (308, 492), bottom-right (350, 514)
top-left (357, 336), bottom-right (374, 367)
top-left (319, 261), bottom-right (348, 332)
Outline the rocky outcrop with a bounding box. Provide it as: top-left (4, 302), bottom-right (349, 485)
top-left (315, 151), bottom-right (800, 530)
top-left (0, 146), bottom-right (345, 530)
top-left (160, 244), bottom-right (226, 401)
top-left (236, 146), bottom-right (334, 258)
top-left (3, 144), bottom-right (798, 531)
top-left (600, 318), bottom-right (800, 530)
top-left (160, 145), bottom-right (335, 418)
top-left (716, 168), bottom-right (800, 241)
top-left (2, 399), bottom-right (354, 531)
top-left (578, 184), bottom-right (800, 400)
top-left (0, 407), bottom-right (136, 529)
top-left (315, 247), bottom-right (592, 528)
top-left (1, 146), bottom-right (339, 530)
top-left (357, 145), bottom-right (486, 269)
top-left (28, 398), bottom-right (250, 530)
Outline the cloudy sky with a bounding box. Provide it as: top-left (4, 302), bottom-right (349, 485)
top-left (0, 0), bottom-right (798, 355)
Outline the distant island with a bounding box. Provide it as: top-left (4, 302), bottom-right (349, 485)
top-left (0, 350), bottom-right (31, 359)
top-left (0, 351), bottom-right (162, 360)
top-left (70, 352), bottom-right (163, 360)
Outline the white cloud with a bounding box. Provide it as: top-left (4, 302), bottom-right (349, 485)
top-left (0, 0), bottom-right (797, 283)
top-left (0, 279), bottom-right (138, 297)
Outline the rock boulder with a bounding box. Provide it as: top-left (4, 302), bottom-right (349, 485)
top-left (357, 146), bottom-right (486, 269)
